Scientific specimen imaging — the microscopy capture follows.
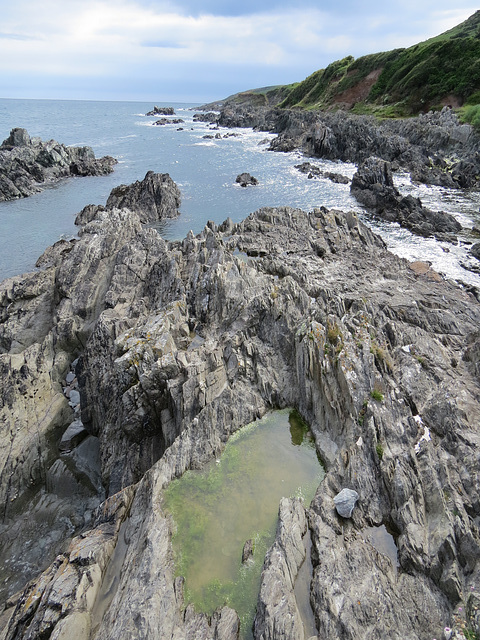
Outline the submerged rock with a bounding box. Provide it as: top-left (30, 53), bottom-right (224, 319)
top-left (0, 127), bottom-right (117, 201)
top-left (242, 539), bottom-right (254, 563)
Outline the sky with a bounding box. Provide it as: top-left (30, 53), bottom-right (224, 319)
top-left (0, 0), bottom-right (478, 103)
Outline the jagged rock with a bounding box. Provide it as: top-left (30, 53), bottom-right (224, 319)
top-left (215, 105), bottom-right (480, 189)
top-left (1, 192), bottom-right (480, 640)
top-left (193, 112), bottom-right (219, 124)
top-left (333, 488), bottom-right (359, 518)
top-left (235, 172), bottom-right (258, 187)
top-left (350, 156), bottom-right (462, 239)
top-left (146, 106), bottom-right (175, 116)
top-left (253, 497), bottom-right (307, 640)
top-left (0, 128), bottom-right (117, 201)
top-left (105, 170), bottom-right (181, 223)
top-left (153, 118), bottom-right (185, 126)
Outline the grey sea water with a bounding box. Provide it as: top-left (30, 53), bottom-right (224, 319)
top-left (0, 97), bottom-right (479, 286)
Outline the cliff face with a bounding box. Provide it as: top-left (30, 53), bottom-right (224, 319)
top-left (0, 172), bottom-right (480, 639)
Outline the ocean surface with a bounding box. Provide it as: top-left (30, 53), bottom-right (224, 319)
top-left (1, 97), bottom-right (480, 287)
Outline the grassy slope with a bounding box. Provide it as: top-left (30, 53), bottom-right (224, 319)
top-left (268, 10), bottom-right (480, 118)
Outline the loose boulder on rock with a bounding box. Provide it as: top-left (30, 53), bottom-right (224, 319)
top-left (333, 488), bottom-right (359, 518)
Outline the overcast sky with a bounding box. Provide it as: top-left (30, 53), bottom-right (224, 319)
top-left (0, 0), bottom-right (478, 103)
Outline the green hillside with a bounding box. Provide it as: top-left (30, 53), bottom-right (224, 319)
top-left (259, 10), bottom-right (480, 118)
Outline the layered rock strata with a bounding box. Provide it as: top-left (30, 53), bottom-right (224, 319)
top-left (0, 179), bottom-right (480, 640)
top-left (0, 128), bottom-right (117, 201)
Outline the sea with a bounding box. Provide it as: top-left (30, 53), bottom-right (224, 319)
top-left (1, 97), bottom-right (480, 287)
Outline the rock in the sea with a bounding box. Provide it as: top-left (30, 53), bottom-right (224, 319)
top-left (470, 242), bottom-right (480, 261)
top-left (333, 488), bottom-right (359, 518)
top-left (350, 156), bottom-right (462, 239)
top-left (0, 128), bottom-right (117, 202)
top-left (105, 170), bottom-right (181, 223)
top-left (146, 106), bottom-right (175, 116)
top-left (235, 172), bottom-right (258, 187)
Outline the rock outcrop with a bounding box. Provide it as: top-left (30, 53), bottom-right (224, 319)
top-left (235, 172), bottom-right (258, 187)
top-left (104, 170), bottom-right (181, 223)
top-left (0, 128), bottom-right (117, 201)
top-left (146, 106), bottom-right (175, 116)
top-left (1, 177), bottom-right (480, 640)
top-left (216, 104), bottom-right (480, 190)
top-left (350, 156), bottom-right (462, 239)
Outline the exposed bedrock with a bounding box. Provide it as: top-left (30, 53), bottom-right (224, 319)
top-left (217, 105), bottom-right (480, 189)
top-left (350, 156), bottom-right (462, 240)
top-left (0, 128), bottom-right (117, 201)
top-left (1, 184), bottom-right (480, 639)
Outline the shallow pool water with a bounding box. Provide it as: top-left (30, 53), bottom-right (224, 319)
top-left (163, 409), bottom-right (324, 639)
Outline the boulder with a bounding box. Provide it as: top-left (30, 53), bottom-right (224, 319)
top-left (333, 488), bottom-right (359, 518)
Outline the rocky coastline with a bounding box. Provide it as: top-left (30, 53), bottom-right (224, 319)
top-left (0, 151), bottom-right (479, 640)
top-left (0, 128), bottom-right (117, 202)
top-left (199, 104), bottom-right (480, 245)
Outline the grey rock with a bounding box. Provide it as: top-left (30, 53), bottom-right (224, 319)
top-left (1, 192), bottom-right (480, 640)
top-left (470, 242), bottom-right (480, 261)
top-left (146, 106), bottom-right (175, 116)
top-left (106, 170), bottom-right (181, 223)
top-left (235, 172), bottom-right (258, 187)
top-left (217, 105), bottom-right (480, 189)
top-left (59, 419), bottom-right (88, 452)
top-left (253, 497), bottom-right (307, 640)
top-left (351, 156), bottom-right (462, 239)
top-left (242, 538), bottom-right (254, 563)
top-left (0, 128), bottom-right (117, 201)
top-left (333, 488), bottom-right (359, 518)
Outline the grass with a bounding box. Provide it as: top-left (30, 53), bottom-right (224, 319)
top-left (257, 11), bottom-right (480, 117)
top-left (370, 389), bottom-right (384, 403)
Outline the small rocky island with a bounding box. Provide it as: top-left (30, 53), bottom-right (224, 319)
top-left (0, 156), bottom-right (479, 639)
top-left (0, 128), bottom-right (117, 201)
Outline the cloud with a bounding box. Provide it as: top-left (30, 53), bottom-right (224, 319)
top-left (0, 0), bottom-right (478, 101)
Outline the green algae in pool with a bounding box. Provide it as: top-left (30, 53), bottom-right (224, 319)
top-left (163, 409), bottom-right (324, 639)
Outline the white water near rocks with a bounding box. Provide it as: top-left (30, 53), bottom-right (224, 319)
top-left (1, 98), bottom-right (480, 287)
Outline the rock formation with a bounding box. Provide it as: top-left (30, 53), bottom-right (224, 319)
top-left (0, 128), bottom-right (117, 201)
top-left (1, 170), bottom-right (480, 640)
top-left (350, 156), bottom-right (462, 239)
top-left (235, 172), bottom-right (258, 187)
top-left (216, 104), bottom-right (480, 190)
top-left (146, 106), bottom-right (175, 116)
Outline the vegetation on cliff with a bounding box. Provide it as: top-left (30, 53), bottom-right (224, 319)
top-left (220, 11), bottom-right (480, 122)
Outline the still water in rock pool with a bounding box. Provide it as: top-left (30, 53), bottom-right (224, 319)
top-left (163, 409), bottom-right (324, 639)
